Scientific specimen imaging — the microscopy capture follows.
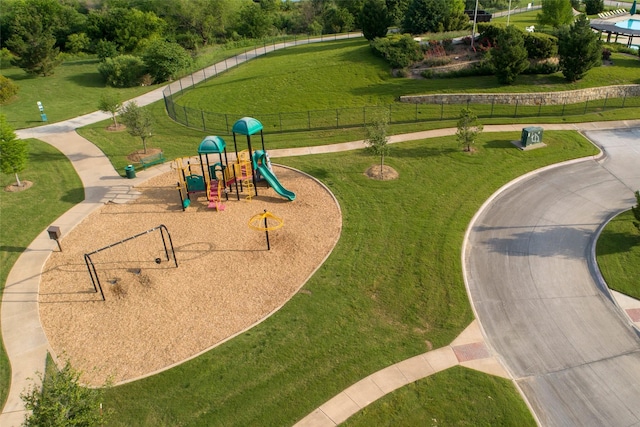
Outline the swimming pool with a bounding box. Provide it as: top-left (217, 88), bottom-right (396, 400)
top-left (615, 19), bottom-right (640, 31)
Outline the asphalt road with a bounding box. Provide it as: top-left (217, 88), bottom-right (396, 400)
top-left (464, 128), bottom-right (640, 426)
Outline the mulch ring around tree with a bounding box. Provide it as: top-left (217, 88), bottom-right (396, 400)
top-left (126, 147), bottom-right (163, 163)
top-left (4, 180), bottom-right (33, 192)
top-left (365, 165), bottom-right (399, 181)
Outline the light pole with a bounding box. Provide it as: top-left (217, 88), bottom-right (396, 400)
top-left (471, 0), bottom-right (480, 51)
top-left (507, 0), bottom-right (513, 26)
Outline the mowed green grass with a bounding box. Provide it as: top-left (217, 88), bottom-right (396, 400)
top-left (101, 131), bottom-right (597, 426)
top-left (342, 366), bottom-right (536, 426)
top-left (176, 38), bottom-right (640, 118)
top-left (596, 210), bottom-right (640, 300)
top-left (0, 140), bottom-right (84, 408)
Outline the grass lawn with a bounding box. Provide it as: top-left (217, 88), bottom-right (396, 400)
top-left (0, 140), bottom-right (84, 408)
top-left (596, 210), bottom-right (640, 300)
top-left (175, 38), bottom-right (640, 119)
top-left (100, 131), bottom-right (597, 426)
top-left (342, 366), bottom-right (536, 426)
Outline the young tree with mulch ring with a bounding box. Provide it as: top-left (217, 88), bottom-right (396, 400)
top-left (0, 114), bottom-right (28, 187)
top-left (364, 113), bottom-right (391, 179)
top-left (456, 108), bottom-right (483, 152)
top-left (97, 92), bottom-right (122, 130)
top-left (119, 101), bottom-right (154, 154)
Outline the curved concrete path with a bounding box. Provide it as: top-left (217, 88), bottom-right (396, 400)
top-left (464, 127), bottom-right (640, 426)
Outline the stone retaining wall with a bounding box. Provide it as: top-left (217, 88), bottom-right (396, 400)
top-left (400, 84), bottom-right (640, 106)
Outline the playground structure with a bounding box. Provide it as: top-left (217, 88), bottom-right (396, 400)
top-left (174, 117), bottom-right (295, 211)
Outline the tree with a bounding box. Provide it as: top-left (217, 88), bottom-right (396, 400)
top-left (403, 0), bottom-right (448, 34)
top-left (456, 108), bottom-right (483, 152)
top-left (98, 92), bottom-right (122, 128)
top-left (557, 14), bottom-right (601, 82)
top-left (361, 0), bottom-right (390, 41)
top-left (584, 0), bottom-right (605, 15)
top-left (6, 14), bottom-right (62, 76)
top-left (236, 3), bottom-right (273, 38)
top-left (119, 101), bottom-right (154, 154)
top-left (364, 113), bottom-right (391, 178)
top-left (490, 25), bottom-right (529, 84)
top-left (142, 39), bottom-right (192, 83)
top-left (0, 115), bottom-right (28, 187)
top-left (21, 360), bottom-right (108, 427)
top-left (537, 0), bottom-right (574, 29)
top-left (632, 191), bottom-right (640, 232)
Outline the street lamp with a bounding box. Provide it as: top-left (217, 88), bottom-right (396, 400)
top-left (471, 0), bottom-right (480, 50)
top-left (507, 0), bottom-right (513, 26)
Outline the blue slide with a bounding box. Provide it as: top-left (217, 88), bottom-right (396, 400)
top-left (253, 151), bottom-right (296, 201)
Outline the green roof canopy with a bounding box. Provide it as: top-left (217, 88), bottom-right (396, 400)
top-left (232, 117), bottom-right (263, 136)
top-left (198, 136), bottom-right (226, 154)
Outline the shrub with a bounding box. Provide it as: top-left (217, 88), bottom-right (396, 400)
top-left (141, 39), bottom-right (192, 83)
top-left (95, 40), bottom-right (118, 61)
top-left (98, 55), bottom-right (146, 87)
top-left (584, 0), bottom-right (605, 15)
top-left (423, 57), bottom-right (452, 67)
top-left (370, 34), bottom-right (422, 69)
top-left (524, 32), bottom-right (558, 59)
top-left (0, 75), bottom-right (19, 104)
top-left (525, 60), bottom-right (560, 74)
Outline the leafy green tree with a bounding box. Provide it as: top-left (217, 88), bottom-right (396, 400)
top-left (0, 115), bottom-right (28, 187)
top-left (66, 33), bottom-right (91, 55)
top-left (94, 39), bottom-right (118, 61)
top-left (403, 0), bottom-right (448, 34)
top-left (386, 0), bottom-right (411, 27)
top-left (584, 0), bottom-right (605, 15)
top-left (456, 108), bottom-right (483, 152)
top-left (537, 0), bottom-right (574, 29)
top-left (21, 360), bottom-right (108, 427)
top-left (361, 0), bottom-right (390, 40)
top-left (490, 25), bottom-right (529, 84)
top-left (86, 8), bottom-right (165, 53)
top-left (97, 92), bottom-right (122, 128)
top-left (524, 32), bottom-right (558, 59)
top-left (632, 191), bottom-right (640, 232)
top-left (364, 112), bottom-right (391, 178)
top-left (142, 39), bottom-right (192, 83)
top-left (6, 13), bottom-right (62, 76)
top-left (322, 5), bottom-right (355, 33)
top-left (120, 101), bottom-right (154, 154)
top-left (557, 14), bottom-right (601, 82)
top-left (236, 2), bottom-right (273, 38)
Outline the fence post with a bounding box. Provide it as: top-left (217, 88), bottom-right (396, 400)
top-left (363, 107), bottom-right (366, 126)
top-left (191, 73), bottom-right (195, 87)
top-left (336, 109), bottom-right (339, 128)
top-left (201, 110), bottom-right (206, 131)
top-left (562, 98), bottom-right (566, 116)
top-left (213, 63), bottom-right (217, 76)
top-left (308, 111), bottom-right (311, 130)
top-left (225, 114), bottom-right (229, 133)
top-left (514, 99), bottom-right (519, 118)
top-left (537, 99), bottom-right (542, 117)
top-left (183, 105), bottom-right (189, 127)
top-left (583, 98), bottom-right (589, 115)
top-left (279, 112), bottom-right (282, 132)
top-left (603, 93), bottom-right (608, 110)
top-left (179, 79), bottom-right (184, 94)
top-left (440, 102), bottom-right (444, 120)
top-left (622, 94), bottom-right (627, 108)
top-left (490, 97), bottom-right (495, 118)
top-left (202, 68), bottom-right (206, 81)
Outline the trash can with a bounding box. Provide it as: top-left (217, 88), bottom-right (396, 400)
top-left (521, 126), bottom-right (543, 147)
top-left (125, 165), bottom-right (136, 179)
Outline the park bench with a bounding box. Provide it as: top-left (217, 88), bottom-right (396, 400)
top-left (140, 151), bottom-right (165, 169)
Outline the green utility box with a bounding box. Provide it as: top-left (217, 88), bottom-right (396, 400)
top-left (521, 126), bottom-right (543, 147)
top-left (125, 165), bottom-right (136, 179)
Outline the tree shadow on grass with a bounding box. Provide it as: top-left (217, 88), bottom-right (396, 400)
top-left (596, 229), bottom-right (640, 256)
top-left (66, 72), bottom-right (106, 88)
